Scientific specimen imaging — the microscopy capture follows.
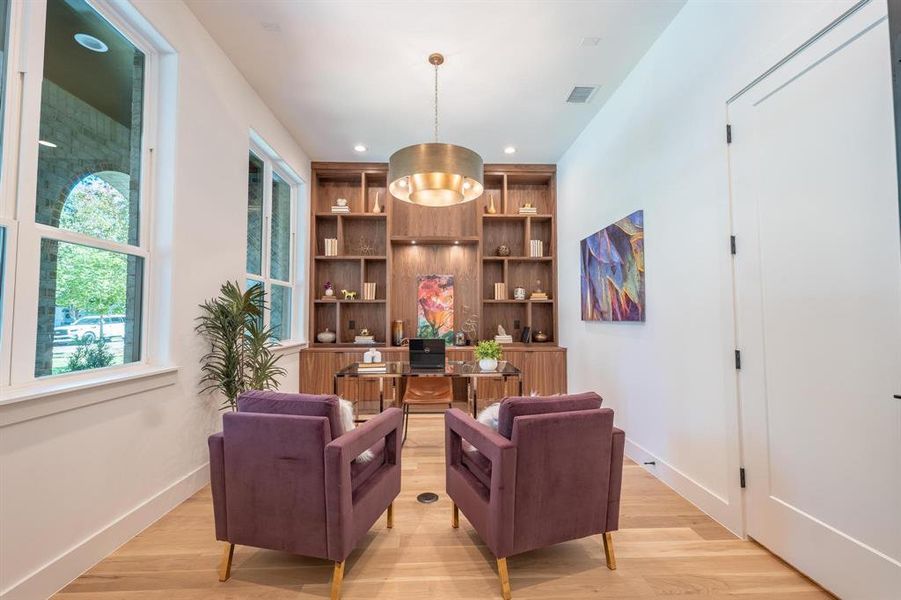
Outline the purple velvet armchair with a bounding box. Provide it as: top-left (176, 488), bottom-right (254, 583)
top-left (445, 392), bottom-right (625, 599)
top-left (208, 390), bottom-right (402, 599)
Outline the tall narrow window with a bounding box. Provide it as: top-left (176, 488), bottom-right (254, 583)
top-left (34, 0), bottom-right (146, 376)
top-left (245, 146), bottom-right (299, 342)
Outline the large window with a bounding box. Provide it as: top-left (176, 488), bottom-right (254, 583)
top-left (245, 147), bottom-right (299, 342)
top-left (31, 0), bottom-right (148, 377)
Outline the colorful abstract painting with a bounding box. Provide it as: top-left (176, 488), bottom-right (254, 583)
top-left (417, 274), bottom-right (455, 344)
top-left (580, 210), bottom-right (645, 321)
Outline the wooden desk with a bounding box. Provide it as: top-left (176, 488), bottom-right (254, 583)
top-left (334, 361), bottom-right (523, 418)
top-left (301, 345), bottom-right (566, 400)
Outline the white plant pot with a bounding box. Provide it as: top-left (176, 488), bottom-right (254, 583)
top-left (478, 358), bottom-right (498, 371)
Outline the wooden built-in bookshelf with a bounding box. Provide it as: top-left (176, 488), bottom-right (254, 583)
top-left (307, 162), bottom-right (559, 349)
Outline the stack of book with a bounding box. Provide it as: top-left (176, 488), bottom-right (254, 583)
top-left (494, 334), bottom-right (514, 344)
top-left (530, 290), bottom-right (549, 300)
top-left (323, 238), bottom-right (338, 256)
top-left (362, 282), bottom-right (377, 300)
top-left (354, 334), bottom-right (375, 344)
top-left (529, 240), bottom-right (544, 257)
top-left (519, 205), bottom-right (538, 215)
top-left (494, 282), bottom-right (507, 300)
top-left (331, 204), bottom-right (350, 214)
top-left (357, 362), bottom-right (387, 373)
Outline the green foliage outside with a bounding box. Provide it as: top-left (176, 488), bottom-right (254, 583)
top-left (56, 175), bottom-right (130, 319)
top-left (66, 336), bottom-right (115, 372)
top-left (196, 281), bottom-right (286, 411)
top-left (474, 339), bottom-right (503, 361)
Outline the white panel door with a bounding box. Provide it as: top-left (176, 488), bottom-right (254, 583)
top-left (728, 2), bottom-right (901, 598)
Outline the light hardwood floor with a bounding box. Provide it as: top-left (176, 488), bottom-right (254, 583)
top-left (55, 415), bottom-right (832, 599)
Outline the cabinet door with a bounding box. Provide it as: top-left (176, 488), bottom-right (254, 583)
top-left (530, 350), bottom-right (566, 395)
top-left (299, 351), bottom-right (338, 394)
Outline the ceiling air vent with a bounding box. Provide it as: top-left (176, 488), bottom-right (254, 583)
top-left (566, 86), bottom-right (598, 104)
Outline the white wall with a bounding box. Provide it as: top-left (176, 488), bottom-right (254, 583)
top-left (0, 1), bottom-right (310, 598)
top-left (557, 0), bottom-right (864, 534)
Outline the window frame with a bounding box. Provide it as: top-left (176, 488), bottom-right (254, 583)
top-left (1, 0), bottom-right (160, 386)
top-left (246, 136), bottom-right (303, 343)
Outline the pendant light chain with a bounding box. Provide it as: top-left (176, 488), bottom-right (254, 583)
top-left (433, 62), bottom-right (439, 142)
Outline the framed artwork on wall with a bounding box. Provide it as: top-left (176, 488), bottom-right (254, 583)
top-left (580, 210), bottom-right (645, 321)
top-left (417, 274), bottom-right (455, 344)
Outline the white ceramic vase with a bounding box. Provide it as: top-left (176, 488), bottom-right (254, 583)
top-left (478, 358), bottom-right (498, 371)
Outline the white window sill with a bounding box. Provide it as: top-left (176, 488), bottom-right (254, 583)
top-left (271, 340), bottom-right (308, 355)
top-left (0, 365), bottom-right (179, 427)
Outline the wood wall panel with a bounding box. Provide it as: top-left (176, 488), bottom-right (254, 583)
top-left (390, 245), bottom-right (478, 342)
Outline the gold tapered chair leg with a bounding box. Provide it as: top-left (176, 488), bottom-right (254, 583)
top-left (452, 502), bottom-right (459, 528)
top-left (330, 561), bottom-right (345, 600)
top-left (217, 543), bottom-right (235, 582)
top-left (602, 532), bottom-right (617, 570)
top-left (387, 502), bottom-right (394, 529)
top-left (497, 557), bottom-right (512, 599)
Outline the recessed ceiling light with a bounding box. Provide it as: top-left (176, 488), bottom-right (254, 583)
top-left (38, 140), bottom-right (58, 148)
top-left (261, 22), bottom-right (281, 32)
top-left (74, 33), bottom-right (108, 53)
top-left (580, 36), bottom-right (601, 47)
top-left (504, 146), bottom-right (516, 155)
top-left (354, 144), bottom-right (367, 152)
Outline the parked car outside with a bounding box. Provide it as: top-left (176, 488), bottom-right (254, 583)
top-left (53, 315), bottom-right (126, 345)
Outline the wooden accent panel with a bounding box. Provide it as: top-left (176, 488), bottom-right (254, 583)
top-left (390, 245), bottom-right (478, 343)
top-left (391, 196), bottom-right (478, 238)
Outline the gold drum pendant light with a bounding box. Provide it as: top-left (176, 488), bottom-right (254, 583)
top-left (388, 53), bottom-right (484, 206)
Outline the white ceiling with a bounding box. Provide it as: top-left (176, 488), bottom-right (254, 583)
top-left (186, 1), bottom-right (685, 164)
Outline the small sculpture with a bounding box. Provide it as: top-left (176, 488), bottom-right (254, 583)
top-left (359, 328), bottom-right (371, 336)
top-left (336, 198), bottom-right (348, 207)
top-left (341, 289), bottom-right (357, 300)
top-left (372, 192), bottom-right (382, 214)
top-left (486, 193), bottom-right (497, 215)
top-left (497, 324), bottom-right (507, 336)
top-left (496, 244), bottom-right (511, 257)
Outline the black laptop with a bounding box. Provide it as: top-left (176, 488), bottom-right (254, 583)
top-left (409, 338), bottom-right (446, 371)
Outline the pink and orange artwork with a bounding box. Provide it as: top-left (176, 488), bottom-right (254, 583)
top-left (417, 274), bottom-right (454, 344)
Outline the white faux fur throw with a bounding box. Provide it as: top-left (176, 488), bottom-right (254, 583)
top-left (338, 398), bottom-right (376, 463)
top-left (477, 402), bottom-right (501, 432)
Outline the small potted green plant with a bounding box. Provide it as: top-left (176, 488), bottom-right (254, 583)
top-left (474, 339), bottom-right (503, 371)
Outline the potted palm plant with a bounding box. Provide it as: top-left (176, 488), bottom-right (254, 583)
top-left (474, 339), bottom-right (503, 371)
top-left (196, 281), bottom-right (286, 411)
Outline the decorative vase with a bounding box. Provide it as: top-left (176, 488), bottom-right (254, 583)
top-left (533, 331), bottom-right (548, 343)
top-left (317, 329), bottom-right (336, 343)
top-left (372, 192), bottom-right (382, 214)
top-left (486, 193), bottom-right (497, 215)
top-left (513, 286), bottom-right (526, 300)
top-left (336, 198), bottom-right (348, 207)
top-left (478, 358), bottom-right (498, 371)
top-left (325, 287), bottom-right (334, 297)
top-left (391, 320), bottom-right (404, 346)
top-left (496, 244), bottom-right (511, 257)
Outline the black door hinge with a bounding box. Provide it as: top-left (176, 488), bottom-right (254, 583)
top-left (739, 467), bottom-right (746, 488)
top-left (730, 235), bottom-right (736, 255)
top-left (735, 350), bottom-right (742, 370)
top-left (726, 124), bottom-right (732, 144)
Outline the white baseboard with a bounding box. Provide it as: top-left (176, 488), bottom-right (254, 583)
top-left (1, 462), bottom-right (210, 600)
top-left (625, 437), bottom-right (743, 536)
